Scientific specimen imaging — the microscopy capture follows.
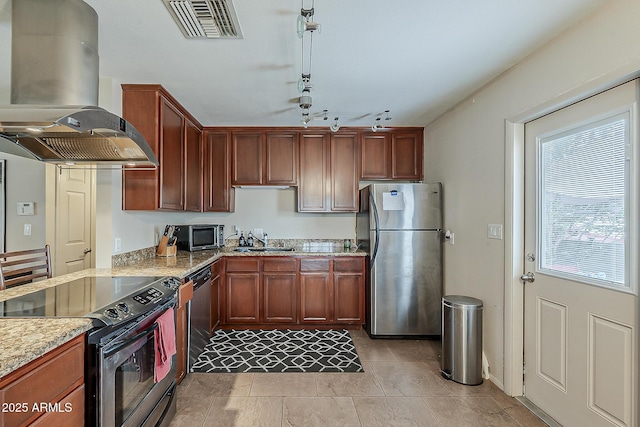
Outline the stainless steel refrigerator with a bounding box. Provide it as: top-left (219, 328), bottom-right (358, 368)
top-left (356, 183), bottom-right (443, 337)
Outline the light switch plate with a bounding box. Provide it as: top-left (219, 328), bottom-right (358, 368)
top-left (114, 238), bottom-right (122, 252)
top-left (488, 224), bottom-right (503, 240)
top-left (24, 224), bottom-right (31, 236)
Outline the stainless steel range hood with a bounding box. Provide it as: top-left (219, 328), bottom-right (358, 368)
top-left (0, 0), bottom-right (158, 167)
top-left (0, 106), bottom-right (158, 166)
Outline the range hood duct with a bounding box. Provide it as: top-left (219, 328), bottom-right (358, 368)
top-left (0, 0), bottom-right (158, 167)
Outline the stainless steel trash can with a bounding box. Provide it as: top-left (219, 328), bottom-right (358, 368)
top-left (441, 295), bottom-right (483, 385)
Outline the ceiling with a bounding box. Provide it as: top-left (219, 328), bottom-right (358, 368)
top-left (0, 0), bottom-right (607, 128)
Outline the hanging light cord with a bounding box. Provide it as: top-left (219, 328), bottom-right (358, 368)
top-left (300, 0), bottom-right (315, 80)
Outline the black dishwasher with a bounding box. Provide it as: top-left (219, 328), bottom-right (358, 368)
top-left (186, 265), bottom-right (213, 371)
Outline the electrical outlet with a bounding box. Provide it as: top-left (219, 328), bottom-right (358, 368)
top-left (114, 238), bottom-right (122, 252)
top-left (253, 228), bottom-right (263, 238)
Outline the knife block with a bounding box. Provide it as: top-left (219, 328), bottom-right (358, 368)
top-left (156, 236), bottom-right (177, 257)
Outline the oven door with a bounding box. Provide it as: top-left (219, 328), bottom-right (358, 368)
top-left (98, 308), bottom-right (177, 427)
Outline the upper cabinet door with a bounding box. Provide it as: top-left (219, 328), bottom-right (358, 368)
top-left (184, 118), bottom-right (202, 212)
top-left (360, 133), bottom-right (390, 179)
top-left (203, 130), bottom-right (235, 212)
top-left (391, 132), bottom-right (423, 180)
top-left (265, 132), bottom-right (298, 185)
top-left (330, 132), bottom-right (358, 211)
top-left (298, 133), bottom-right (329, 212)
top-left (159, 97), bottom-right (185, 211)
top-left (232, 132), bottom-right (263, 185)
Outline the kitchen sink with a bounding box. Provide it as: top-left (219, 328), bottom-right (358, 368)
top-left (234, 247), bottom-right (295, 252)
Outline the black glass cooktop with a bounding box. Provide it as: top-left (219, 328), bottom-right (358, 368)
top-left (0, 276), bottom-right (164, 318)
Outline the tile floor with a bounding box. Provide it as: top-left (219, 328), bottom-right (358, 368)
top-left (169, 329), bottom-right (546, 427)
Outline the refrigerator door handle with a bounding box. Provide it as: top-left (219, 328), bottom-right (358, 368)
top-left (370, 192), bottom-right (380, 267)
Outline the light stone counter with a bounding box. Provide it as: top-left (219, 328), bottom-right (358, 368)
top-left (0, 244), bottom-right (366, 379)
top-left (0, 318), bottom-right (93, 378)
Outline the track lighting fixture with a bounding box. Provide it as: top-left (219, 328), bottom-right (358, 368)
top-left (301, 113), bottom-right (312, 128)
top-left (372, 117), bottom-right (383, 132)
top-left (372, 110), bottom-right (392, 132)
top-left (330, 117), bottom-right (340, 133)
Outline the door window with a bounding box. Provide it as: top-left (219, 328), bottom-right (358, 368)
top-left (538, 113), bottom-right (631, 291)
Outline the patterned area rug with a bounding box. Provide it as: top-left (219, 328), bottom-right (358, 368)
top-left (191, 329), bottom-right (364, 373)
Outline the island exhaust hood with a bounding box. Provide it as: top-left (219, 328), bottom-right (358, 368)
top-left (0, 0), bottom-right (159, 167)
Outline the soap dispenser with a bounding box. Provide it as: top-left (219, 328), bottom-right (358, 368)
top-left (238, 231), bottom-right (246, 247)
top-left (247, 231), bottom-right (254, 247)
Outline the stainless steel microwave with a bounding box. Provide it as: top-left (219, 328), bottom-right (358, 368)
top-left (174, 224), bottom-right (224, 251)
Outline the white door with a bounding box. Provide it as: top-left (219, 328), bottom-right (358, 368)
top-left (54, 168), bottom-right (94, 276)
top-left (524, 81), bottom-right (638, 426)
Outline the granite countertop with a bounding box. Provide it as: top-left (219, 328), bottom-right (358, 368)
top-left (0, 244), bottom-right (366, 379)
top-left (0, 318), bottom-right (93, 378)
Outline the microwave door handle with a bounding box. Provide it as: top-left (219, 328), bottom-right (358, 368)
top-left (103, 323), bottom-right (159, 358)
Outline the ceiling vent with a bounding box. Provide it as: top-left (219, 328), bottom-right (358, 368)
top-left (164, 0), bottom-right (243, 39)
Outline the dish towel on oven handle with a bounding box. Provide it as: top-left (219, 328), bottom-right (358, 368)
top-left (154, 307), bottom-right (177, 383)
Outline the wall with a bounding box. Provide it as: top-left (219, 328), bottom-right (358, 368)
top-left (0, 153), bottom-right (46, 252)
top-left (109, 179), bottom-right (356, 255)
top-left (423, 0), bottom-right (640, 389)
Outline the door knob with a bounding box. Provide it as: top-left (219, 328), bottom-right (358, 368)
top-left (520, 272), bottom-right (535, 283)
top-left (83, 248), bottom-right (92, 255)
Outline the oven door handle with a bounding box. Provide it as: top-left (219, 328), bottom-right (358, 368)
top-left (103, 323), bottom-right (159, 358)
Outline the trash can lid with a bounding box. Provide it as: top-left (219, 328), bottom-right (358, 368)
top-left (442, 295), bottom-right (483, 308)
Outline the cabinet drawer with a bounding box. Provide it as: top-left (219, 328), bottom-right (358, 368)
top-left (334, 258), bottom-right (364, 272)
top-left (300, 258), bottom-right (330, 272)
top-left (263, 258), bottom-right (297, 272)
top-left (225, 258), bottom-right (260, 272)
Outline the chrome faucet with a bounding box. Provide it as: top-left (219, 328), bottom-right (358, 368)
top-left (254, 233), bottom-right (268, 248)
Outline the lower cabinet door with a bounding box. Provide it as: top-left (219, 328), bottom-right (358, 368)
top-left (226, 273), bottom-right (260, 323)
top-left (299, 272), bottom-right (332, 322)
top-left (334, 273), bottom-right (364, 323)
top-left (263, 273), bottom-right (297, 323)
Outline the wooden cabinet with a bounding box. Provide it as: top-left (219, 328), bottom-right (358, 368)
top-left (210, 260), bottom-right (221, 333)
top-left (224, 257), bottom-right (297, 324)
top-left (333, 258), bottom-right (365, 322)
top-left (360, 129), bottom-right (424, 180)
top-left (221, 256), bottom-right (365, 327)
top-left (0, 334), bottom-right (85, 427)
top-left (299, 259), bottom-right (332, 322)
top-left (176, 280), bottom-right (193, 384)
top-left (184, 118), bottom-right (203, 211)
top-left (203, 130), bottom-right (234, 212)
top-left (231, 130), bottom-right (298, 186)
top-left (209, 260), bottom-right (222, 334)
top-left (298, 132), bottom-right (358, 212)
top-left (122, 84), bottom-right (202, 211)
top-left (224, 258), bottom-right (261, 323)
top-left (299, 257), bottom-right (364, 324)
top-left (263, 258), bottom-right (297, 323)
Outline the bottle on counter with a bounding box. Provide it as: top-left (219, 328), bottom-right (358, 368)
top-left (238, 232), bottom-right (246, 247)
top-left (247, 232), bottom-right (254, 247)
